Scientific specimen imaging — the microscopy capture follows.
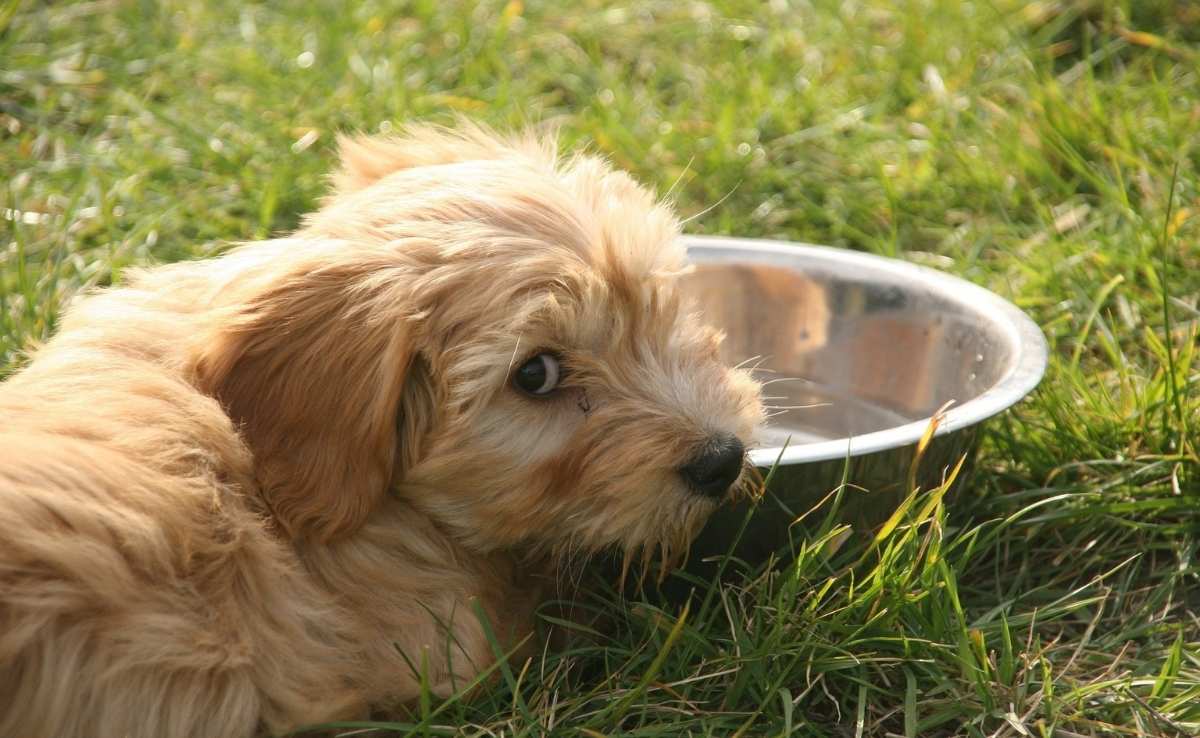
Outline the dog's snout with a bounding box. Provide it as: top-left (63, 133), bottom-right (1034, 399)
top-left (679, 433), bottom-right (745, 499)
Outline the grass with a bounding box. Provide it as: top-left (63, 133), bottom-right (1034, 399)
top-left (2, 0), bottom-right (1199, 735)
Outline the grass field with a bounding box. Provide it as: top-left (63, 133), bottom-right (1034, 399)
top-left (3, 0), bottom-right (1199, 735)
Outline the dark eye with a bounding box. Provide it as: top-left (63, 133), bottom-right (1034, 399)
top-left (513, 352), bottom-right (563, 396)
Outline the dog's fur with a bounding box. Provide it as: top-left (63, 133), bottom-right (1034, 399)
top-left (0, 124), bottom-right (763, 738)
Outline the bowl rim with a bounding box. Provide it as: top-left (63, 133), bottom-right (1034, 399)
top-left (681, 235), bottom-right (1049, 467)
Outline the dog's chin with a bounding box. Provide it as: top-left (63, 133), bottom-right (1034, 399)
top-left (620, 468), bottom-right (761, 582)
top-left (585, 489), bottom-right (725, 589)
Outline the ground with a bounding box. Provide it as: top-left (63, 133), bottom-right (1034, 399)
top-left (1, 0), bottom-right (1198, 736)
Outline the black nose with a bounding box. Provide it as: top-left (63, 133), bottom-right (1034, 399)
top-left (679, 434), bottom-right (745, 499)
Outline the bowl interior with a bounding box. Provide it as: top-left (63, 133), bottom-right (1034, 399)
top-left (681, 241), bottom-right (1025, 454)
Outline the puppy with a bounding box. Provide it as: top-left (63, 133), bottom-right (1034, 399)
top-left (0, 124), bottom-right (763, 738)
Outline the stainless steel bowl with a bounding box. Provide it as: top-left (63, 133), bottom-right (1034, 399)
top-left (680, 235), bottom-right (1048, 566)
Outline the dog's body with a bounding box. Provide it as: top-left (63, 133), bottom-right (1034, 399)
top-left (0, 126), bottom-right (761, 737)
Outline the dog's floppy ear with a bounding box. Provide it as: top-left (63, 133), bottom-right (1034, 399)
top-left (193, 258), bottom-right (434, 542)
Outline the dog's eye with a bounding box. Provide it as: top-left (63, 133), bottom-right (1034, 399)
top-left (513, 352), bottom-right (563, 397)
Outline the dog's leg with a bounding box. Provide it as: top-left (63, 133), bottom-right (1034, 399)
top-left (0, 439), bottom-right (364, 738)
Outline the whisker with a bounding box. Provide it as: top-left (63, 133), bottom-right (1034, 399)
top-left (731, 354), bottom-right (766, 371)
top-left (764, 402), bottom-right (832, 411)
top-left (618, 548), bottom-right (633, 595)
top-left (744, 357), bottom-right (775, 374)
top-left (758, 376), bottom-right (815, 387)
top-left (661, 154), bottom-right (696, 202)
top-left (503, 334), bottom-right (524, 390)
top-left (680, 179), bottom-right (743, 226)
top-left (636, 544), bottom-right (652, 593)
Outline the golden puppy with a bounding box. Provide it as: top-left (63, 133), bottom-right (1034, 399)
top-left (0, 124), bottom-right (763, 738)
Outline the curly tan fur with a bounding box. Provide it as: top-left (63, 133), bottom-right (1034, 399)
top-left (0, 123), bottom-right (763, 737)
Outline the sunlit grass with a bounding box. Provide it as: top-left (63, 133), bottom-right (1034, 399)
top-left (2, 0), bottom-right (1198, 735)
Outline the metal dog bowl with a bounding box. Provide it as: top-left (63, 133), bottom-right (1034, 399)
top-left (679, 235), bottom-right (1048, 566)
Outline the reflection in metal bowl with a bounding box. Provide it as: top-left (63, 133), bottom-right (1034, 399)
top-left (679, 236), bottom-right (1047, 569)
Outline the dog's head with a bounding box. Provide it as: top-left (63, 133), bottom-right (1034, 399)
top-left (193, 124), bottom-right (763, 564)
